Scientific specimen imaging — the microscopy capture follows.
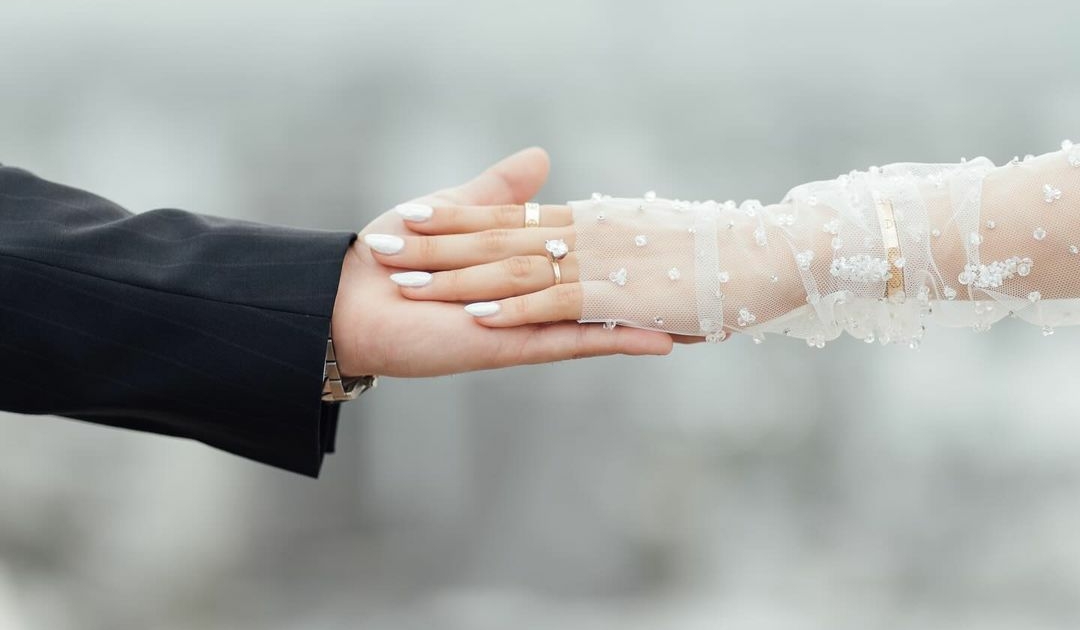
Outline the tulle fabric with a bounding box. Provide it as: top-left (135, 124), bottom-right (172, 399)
top-left (570, 142), bottom-right (1080, 346)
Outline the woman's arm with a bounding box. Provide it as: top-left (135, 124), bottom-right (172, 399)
top-left (366, 141), bottom-right (1080, 347)
top-left (566, 144), bottom-right (1080, 345)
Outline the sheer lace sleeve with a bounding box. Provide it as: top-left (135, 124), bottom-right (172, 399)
top-left (569, 141), bottom-right (1080, 346)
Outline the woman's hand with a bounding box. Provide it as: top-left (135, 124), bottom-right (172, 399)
top-left (332, 149), bottom-right (675, 378)
top-left (363, 195), bottom-right (709, 343)
top-left (364, 202), bottom-right (585, 327)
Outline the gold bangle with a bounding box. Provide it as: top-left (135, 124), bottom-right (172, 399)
top-left (874, 194), bottom-right (905, 301)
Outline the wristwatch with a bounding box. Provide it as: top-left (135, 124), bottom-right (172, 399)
top-left (321, 334), bottom-right (377, 402)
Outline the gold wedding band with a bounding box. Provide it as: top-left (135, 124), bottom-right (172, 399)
top-left (524, 202), bottom-right (540, 228)
top-left (551, 260), bottom-right (562, 285)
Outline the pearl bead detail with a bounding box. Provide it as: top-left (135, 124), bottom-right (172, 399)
top-left (706, 331), bottom-right (727, 343)
top-left (956, 257), bottom-right (1032, 289)
top-left (830, 255), bottom-right (891, 283)
top-left (737, 308), bottom-right (757, 327)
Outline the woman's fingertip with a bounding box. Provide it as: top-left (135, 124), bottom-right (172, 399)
top-left (363, 233), bottom-right (405, 255)
top-left (464, 302), bottom-right (501, 318)
top-left (394, 203), bottom-right (434, 222)
top-left (389, 271), bottom-right (433, 288)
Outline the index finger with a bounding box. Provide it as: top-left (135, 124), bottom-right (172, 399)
top-left (396, 203), bottom-right (573, 235)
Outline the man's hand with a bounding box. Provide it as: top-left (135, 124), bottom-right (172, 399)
top-left (331, 148), bottom-right (673, 377)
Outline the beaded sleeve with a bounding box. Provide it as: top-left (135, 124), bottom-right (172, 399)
top-left (569, 141), bottom-right (1080, 347)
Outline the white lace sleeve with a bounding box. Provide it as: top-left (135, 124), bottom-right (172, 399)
top-left (569, 141), bottom-right (1080, 346)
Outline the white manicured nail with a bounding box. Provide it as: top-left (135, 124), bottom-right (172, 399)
top-left (464, 302), bottom-right (500, 317)
top-left (390, 271), bottom-right (432, 288)
top-left (364, 233), bottom-right (405, 255)
top-left (394, 203), bottom-right (434, 222)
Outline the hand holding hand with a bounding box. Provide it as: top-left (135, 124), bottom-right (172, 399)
top-left (332, 148), bottom-right (675, 378)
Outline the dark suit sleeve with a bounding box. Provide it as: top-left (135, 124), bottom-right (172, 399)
top-left (0, 164), bottom-right (358, 476)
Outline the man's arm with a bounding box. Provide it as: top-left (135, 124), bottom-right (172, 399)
top-left (0, 165), bottom-right (355, 476)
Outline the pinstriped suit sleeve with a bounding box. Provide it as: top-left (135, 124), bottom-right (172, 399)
top-left (0, 165), bottom-right (358, 476)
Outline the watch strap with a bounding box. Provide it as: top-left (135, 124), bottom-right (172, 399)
top-left (321, 336), bottom-right (376, 402)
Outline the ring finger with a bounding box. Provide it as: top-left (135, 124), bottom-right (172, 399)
top-left (391, 254), bottom-right (580, 302)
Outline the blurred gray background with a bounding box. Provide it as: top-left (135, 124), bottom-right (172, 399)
top-left (2, 1), bottom-right (1080, 628)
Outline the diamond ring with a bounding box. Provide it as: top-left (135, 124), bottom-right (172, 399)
top-left (544, 238), bottom-right (569, 261)
top-left (544, 238), bottom-right (568, 286)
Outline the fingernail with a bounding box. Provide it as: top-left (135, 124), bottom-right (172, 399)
top-left (465, 302), bottom-right (500, 317)
top-left (390, 271), bottom-right (432, 288)
top-left (394, 203), bottom-right (434, 222)
top-left (364, 233), bottom-right (405, 255)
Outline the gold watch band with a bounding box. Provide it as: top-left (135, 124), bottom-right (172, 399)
top-left (322, 336), bottom-right (377, 402)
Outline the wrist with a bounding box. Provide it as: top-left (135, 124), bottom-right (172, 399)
top-left (331, 246), bottom-right (364, 378)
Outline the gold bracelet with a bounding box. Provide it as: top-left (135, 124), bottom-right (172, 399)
top-left (874, 194), bottom-right (905, 301)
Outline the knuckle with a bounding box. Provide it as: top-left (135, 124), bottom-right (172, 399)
top-left (416, 236), bottom-right (439, 262)
top-left (571, 326), bottom-right (590, 360)
top-left (553, 283), bottom-right (582, 309)
top-left (511, 295), bottom-right (531, 318)
top-left (440, 206), bottom-right (462, 226)
top-left (497, 205), bottom-right (522, 227)
top-left (442, 268), bottom-right (465, 293)
top-left (503, 256), bottom-right (535, 281)
top-left (477, 229), bottom-right (510, 255)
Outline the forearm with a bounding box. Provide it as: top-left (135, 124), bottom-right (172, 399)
top-left (570, 141), bottom-right (1080, 344)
